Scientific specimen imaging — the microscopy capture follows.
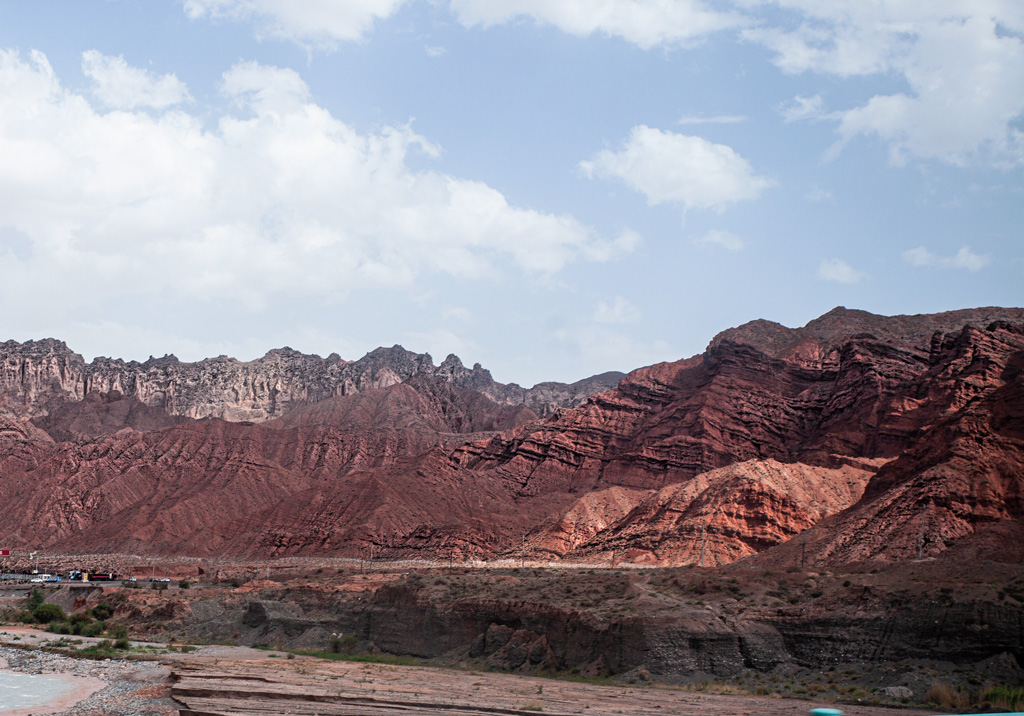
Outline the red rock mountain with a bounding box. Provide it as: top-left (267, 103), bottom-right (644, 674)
top-left (1, 306), bottom-right (1021, 567)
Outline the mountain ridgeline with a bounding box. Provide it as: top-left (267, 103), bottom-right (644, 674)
top-left (1, 306), bottom-right (1022, 569)
top-left (0, 340), bottom-right (623, 423)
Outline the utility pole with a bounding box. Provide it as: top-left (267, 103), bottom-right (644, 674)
top-left (521, 535), bottom-right (526, 569)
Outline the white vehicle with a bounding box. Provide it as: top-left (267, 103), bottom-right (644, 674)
top-left (30, 574), bottom-right (50, 582)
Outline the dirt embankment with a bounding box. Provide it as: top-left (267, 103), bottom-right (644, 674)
top-left (23, 559), bottom-right (1016, 707)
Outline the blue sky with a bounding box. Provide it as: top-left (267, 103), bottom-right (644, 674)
top-left (0, 1), bottom-right (1021, 386)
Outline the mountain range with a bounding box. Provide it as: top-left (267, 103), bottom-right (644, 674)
top-left (1, 306), bottom-right (1022, 569)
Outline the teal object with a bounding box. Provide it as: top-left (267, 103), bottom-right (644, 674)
top-left (810, 709), bottom-right (844, 716)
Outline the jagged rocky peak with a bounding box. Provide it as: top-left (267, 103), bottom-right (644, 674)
top-left (0, 338), bottom-right (621, 424)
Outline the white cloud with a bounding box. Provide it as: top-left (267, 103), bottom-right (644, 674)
top-left (677, 114), bottom-right (746, 125)
top-left (441, 306), bottom-right (474, 324)
top-left (182, 0), bottom-right (407, 46)
top-left (746, 2), bottom-right (1024, 166)
top-left (82, 51), bottom-right (191, 110)
top-left (694, 229), bottom-right (744, 251)
top-left (817, 258), bottom-right (867, 284)
top-left (781, 94), bottom-right (825, 122)
top-left (804, 185), bottom-right (833, 202)
top-left (580, 126), bottom-right (773, 213)
top-left (0, 50), bottom-right (630, 321)
top-left (594, 296), bottom-right (640, 324)
top-left (902, 245), bottom-right (991, 271)
top-left (221, 61), bottom-right (312, 115)
top-left (425, 45), bottom-right (447, 57)
top-left (447, 0), bottom-right (745, 49)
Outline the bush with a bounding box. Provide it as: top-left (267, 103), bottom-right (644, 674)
top-left (80, 622), bottom-right (104, 637)
top-left (114, 637), bottom-right (131, 650)
top-left (151, 581), bottom-right (168, 590)
top-left (90, 602), bottom-right (114, 621)
top-left (926, 681), bottom-right (970, 710)
top-left (32, 603), bottom-right (66, 624)
top-left (984, 686), bottom-right (1024, 711)
top-left (69, 612), bottom-right (93, 626)
top-left (46, 620), bottom-right (71, 634)
top-left (178, 580), bottom-right (191, 589)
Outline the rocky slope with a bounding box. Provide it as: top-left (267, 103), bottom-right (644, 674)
top-left (1, 306), bottom-right (1021, 567)
top-left (436, 307), bottom-right (1024, 565)
top-left (527, 458), bottom-right (879, 566)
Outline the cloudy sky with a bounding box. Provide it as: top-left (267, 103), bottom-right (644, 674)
top-left (1, 1), bottom-right (1021, 386)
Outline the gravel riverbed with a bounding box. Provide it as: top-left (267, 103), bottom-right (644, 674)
top-left (0, 645), bottom-right (176, 716)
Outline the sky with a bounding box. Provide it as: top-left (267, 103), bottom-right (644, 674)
top-left (0, 1), bottom-right (1021, 386)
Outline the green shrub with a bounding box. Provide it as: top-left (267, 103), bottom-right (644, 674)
top-left (80, 622), bottom-right (104, 637)
top-left (90, 602), bottom-right (114, 621)
top-left (46, 620), bottom-right (71, 634)
top-left (178, 580), bottom-right (191, 589)
top-left (114, 637), bottom-right (131, 650)
top-left (32, 603), bottom-right (66, 624)
top-left (983, 686), bottom-right (1024, 711)
top-left (69, 612), bottom-right (93, 626)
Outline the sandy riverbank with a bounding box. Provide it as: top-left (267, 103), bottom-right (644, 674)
top-left (0, 667), bottom-right (105, 716)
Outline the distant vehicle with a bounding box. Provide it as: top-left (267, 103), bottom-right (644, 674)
top-left (126, 576), bottom-right (137, 582)
top-left (45, 576), bottom-right (61, 582)
top-left (88, 572), bottom-right (118, 581)
top-left (150, 577), bottom-right (171, 582)
top-left (30, 575), bottom-right (49, 583)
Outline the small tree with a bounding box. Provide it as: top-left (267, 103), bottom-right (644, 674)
top-left (26, 588), bottom-right (45, 610)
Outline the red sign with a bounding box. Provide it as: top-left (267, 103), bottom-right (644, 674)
top-left (0, 550), bottom-right (9, 557)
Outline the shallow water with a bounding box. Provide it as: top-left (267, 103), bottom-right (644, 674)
top-left (0, 670), bottom-right (80, 712)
